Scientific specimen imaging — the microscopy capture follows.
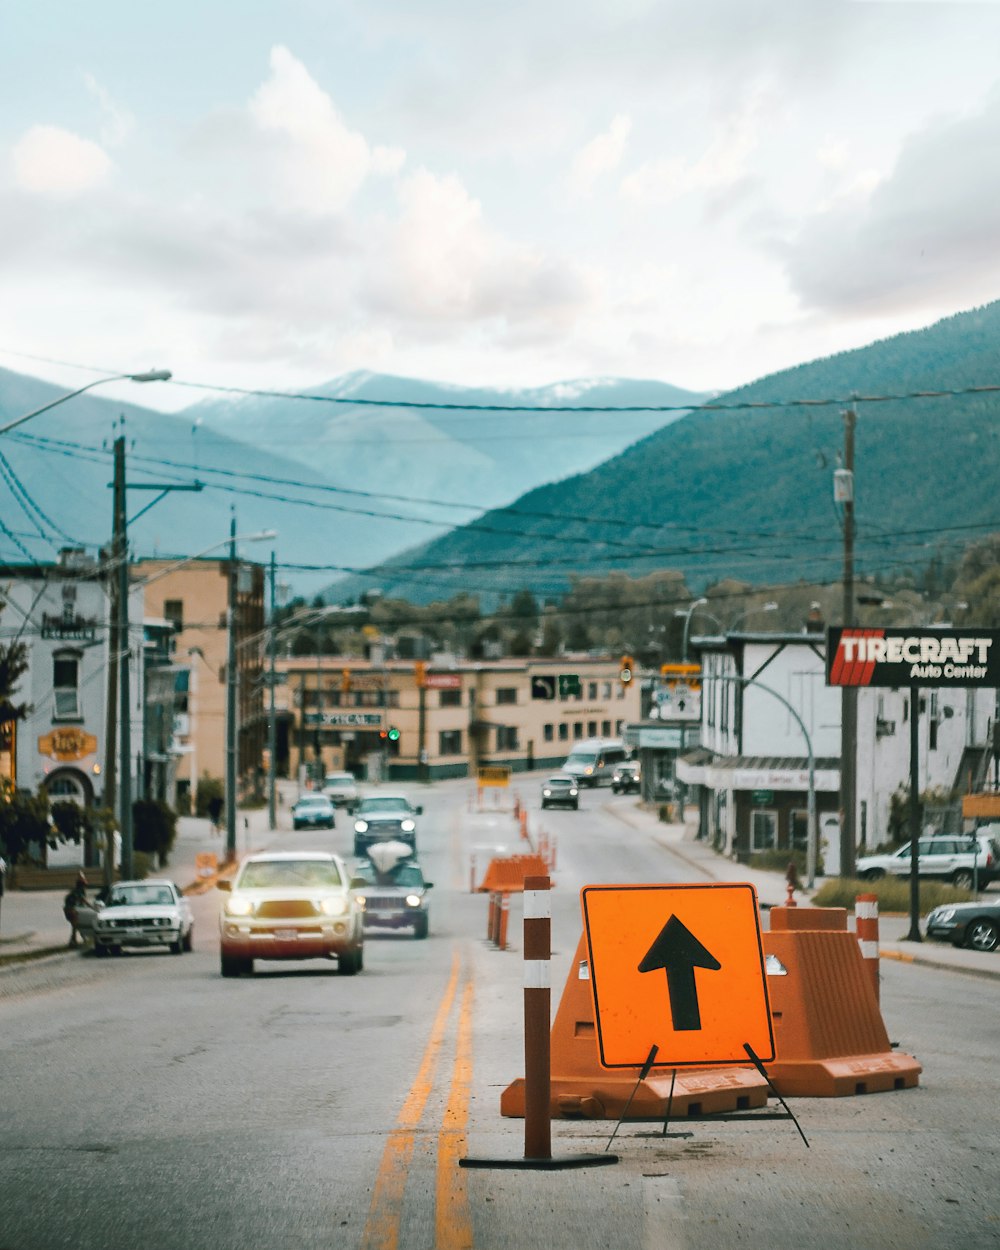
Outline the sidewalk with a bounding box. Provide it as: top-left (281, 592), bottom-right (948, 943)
top-left (0, 790), bottom-right (292, 967)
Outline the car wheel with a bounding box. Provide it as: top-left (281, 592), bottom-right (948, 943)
top-left (94, 943), bottom-right (108, 959)
top-left (338, 944), bottom-right (362, 975)
top-left (861, 869), bottom-right (885, 881)
top-left (965, 919), bottom-right (999, 952)
top-left (414, 913), bottom-right (429, 940)
top-left (170, 939), bottom-right (183, 955)
top-left (109, 944), bottom-right (123, 957)
top-left (952, 869), bottom-right (975, 890)
top-left (182, 927), bottom-right (194, 953)
top-left (221, 953), bottom-right (250, 977)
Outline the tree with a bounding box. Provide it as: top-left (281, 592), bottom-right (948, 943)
top-left (0, 778), bottom-right (51, 865)
top-left (132, 799), bottom-right (178, 868)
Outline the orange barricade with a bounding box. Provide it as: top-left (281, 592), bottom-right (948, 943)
top-left (477, 854), bottom-right (550, 894)
top-left (195, 851), bottom-right (218, 879)
top-left (855, 893), bottom-right (880, 1003)
top-left (763, 905), bottom-right (920, 1097)
top-left (501, 932), bottom-right (771, 1120)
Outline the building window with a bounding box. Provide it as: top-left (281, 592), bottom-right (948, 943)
top-left (164, 599), bottom-right (184, 632)
top-left (573, 722), bottom-right (583, 739)
top-left (750, 810), bottom-right (777, 852)
top-left (439, 689), bottom-right (462, 708)
top-left (558, 723), bottom-right (569, 741)
top-left (602, 681), bottom-right (612, 698)
top-left (543, 724), bottom-right (554, 742)
top-left (497, 725), bottom-right (518, 750)
top-left (53, 651), bottom-right (81, 720)
top-left (439, 729), bottom-right (462, 755)
top-left (587, 721), bottom-right (597, 737)
top-left (790, 809), bottom-right (809, 852)
top-left (496, 688), bottom-right (517, 705)
top-left (588, 681), bottom-right (598, 700)
top-left (601, 720), bottom-right (611, 737)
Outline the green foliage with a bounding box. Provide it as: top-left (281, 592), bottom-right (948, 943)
top-left (195, 776), bottom-right (224, 819)
top-left (50, 800), bottom-right (88, 845)
top-left (132, 799), bottom-right (178, 868)
top-left (748, 848), bottom-right (815, 877)
top-left (0, 780), bottom-right (50, 863)
top-left (811, 876), bottom-right (971, 916)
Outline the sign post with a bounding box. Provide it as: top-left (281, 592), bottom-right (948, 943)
top-left (827, 627), bottom-right (1000, 941)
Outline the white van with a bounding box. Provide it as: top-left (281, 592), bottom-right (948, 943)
top-left (561, 739), bottom-right (630, 788)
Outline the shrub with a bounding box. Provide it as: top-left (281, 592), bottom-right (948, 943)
top-left (195, 776), bottom-right (224, 820)
top-left (748, 848), bottom-right (819, 877)
top-left (132, 799), bottom-right (178, 868)
top-left (810, 876), bottom-right (972, 916)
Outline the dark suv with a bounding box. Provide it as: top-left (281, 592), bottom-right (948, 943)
top-left (352, 794), bottom-right (422, 856)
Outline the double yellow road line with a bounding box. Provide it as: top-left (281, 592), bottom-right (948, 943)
top-left (361, 950), bottom-right (475, 1250)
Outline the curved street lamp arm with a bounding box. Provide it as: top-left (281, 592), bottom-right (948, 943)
top-left (0, 369), bottom-right (172, 436)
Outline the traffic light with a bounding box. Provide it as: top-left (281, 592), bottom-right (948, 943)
top-left (341, 668), bottom-right (352, 693)
top-left (414, 660), bottom-right (427, 688)
top-left (387, 726), bottom-right (400, 742)
top-left (619, 655), bottom-right (635, 686)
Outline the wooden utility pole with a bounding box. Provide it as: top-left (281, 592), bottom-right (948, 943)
top-left (840, 409), bottom-right (857, 879)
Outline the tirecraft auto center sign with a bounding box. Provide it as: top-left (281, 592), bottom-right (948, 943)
top-left (827, 627), bottom-right (1000, 688)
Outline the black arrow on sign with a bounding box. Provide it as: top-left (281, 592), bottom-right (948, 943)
top-left (637, 914), bottom-right (721, 1031)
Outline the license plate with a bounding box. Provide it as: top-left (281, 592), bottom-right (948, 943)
top-left (282, 929), bottom-right (298, 940)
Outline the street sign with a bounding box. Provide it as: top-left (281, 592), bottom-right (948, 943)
top-left (827, 627), bottom-right (1000, 688)
top-left (305, 711), bottom-right (383, 727)
top-left (478, 766), bottom-right (511, 787)
top-left (531, 675), bottom-right (556, 700)
top-left (581, 882), bottom-right (774, 1068)
top-left (558, 673), bottom-right (581, 698)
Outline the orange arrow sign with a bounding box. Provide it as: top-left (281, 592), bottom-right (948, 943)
top-left (581, 883), bottom-right (774, 1068)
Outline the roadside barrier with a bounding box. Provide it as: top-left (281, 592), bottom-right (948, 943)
top-left (501, 931), bottom-right (771, 1119)
top-left (477, 854), bottom-right (550, 894)
top-left (763, 905), bottom-right (920, 1096)
top-left (855, 893), bottom-right (880, 1003)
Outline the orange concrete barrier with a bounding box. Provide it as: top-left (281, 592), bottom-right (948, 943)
top-left (195, 851), bottom-right (218, 878)
top-left (855, 893), bottom-right (880, 1003)
top-left (501, 932), bottom-right (771, 1120)
top-left (763, 905), bottom-right (920, 1097)
top-left (477, 854), bottom-right (550, 894)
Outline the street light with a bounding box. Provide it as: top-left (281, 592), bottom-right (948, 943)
top-left (0, 369), bottom-right (172, 436)
top-left (677, 598), bottom-right (709, 662)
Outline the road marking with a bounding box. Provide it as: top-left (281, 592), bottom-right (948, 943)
top-left (436, 976), bottom-right (475, 1250)
top-left (360, 951), bottom-right (462, 1250)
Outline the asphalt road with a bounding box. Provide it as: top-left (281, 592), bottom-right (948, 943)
top-left (1, 779), bottom-right (998, 1250)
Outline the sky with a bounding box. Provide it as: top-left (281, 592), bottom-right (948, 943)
top-left (4, 0), bottom-right (1000, 412)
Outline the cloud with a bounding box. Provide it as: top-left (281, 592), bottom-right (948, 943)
top-left (569, 115), bottom-right (632, 196)
top-left (10, 125), bottom-right (112, 196)
top-left (784, 91), bottom-right (1000, 316)
top-left (83, 75), bottom-right (135, 148)
top-left (248, 45), bottom-right (404, 213)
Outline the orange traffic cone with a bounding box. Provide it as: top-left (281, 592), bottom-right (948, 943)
top-left (501, 932), bottom-right (770, 1120)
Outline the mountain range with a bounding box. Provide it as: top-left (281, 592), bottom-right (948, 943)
top-left (324, 300), bottom-right (1000, 605)
top-left (0, 368), bottom-right (701, 596)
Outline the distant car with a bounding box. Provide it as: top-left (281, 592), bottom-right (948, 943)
top-left (541, 774), bottom-right (579, 810)
top-left (925, 898), bottom-right (1000, 952)
top-left (353, 794), bottom-right (422, 856)
top-left (352, 855), bottom-right (433, 939)
top-left (92, 879), bottom-right (194, 957)
top-left (292, 793), bottom-right (337, 830)
top-left (217, 851), bottom-right (365, 977)
top-left (855, 831), bottom-right (1000, 890)
top-left (611, 761), bottom-right (641, 794)
top-left (323, 771), bottom-right (360, 809)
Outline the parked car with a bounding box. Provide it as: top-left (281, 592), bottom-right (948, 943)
top-left (855, 831), bottom-right (1000, 890)
top-left (292, 793), bottom-right (337, 830)
top-left (353, 794), bottom-right (422, 856)
top-left (611, 761), bottom-right (641, 794)
top-left (541, 774), bottom-right (579, 810)
top-left (323, 771), bottom-right (360, 809)
top-left (560, 738), bottom-right (629, 787)
top-left (92, 879), bottom-right (194, 957)
top-left (217, 851), bottom-right (365, 977)
top-left (925, 898), bottom-right (1000, 951)
top-left (352, 854), bottom-right (433, 939)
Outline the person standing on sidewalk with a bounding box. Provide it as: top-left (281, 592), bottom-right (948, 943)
top-left (63, 873), bottom-right (93, 948)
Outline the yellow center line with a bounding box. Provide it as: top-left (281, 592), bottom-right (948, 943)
top-left (360, 950), bottom-right (463, 1250)
top-left (436, 975), bottom-right (475, 1250)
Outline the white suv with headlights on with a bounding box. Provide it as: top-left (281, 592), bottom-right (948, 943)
top-left (217, 851), bottom-right (365, 977)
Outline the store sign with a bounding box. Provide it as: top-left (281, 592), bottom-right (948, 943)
top-left (827, 627), bottom-right (1000, 688)
top-left (424, 673), bottom-right (462, 690)
top-left (38, 727), bottom-right (98, 761)
top-left (637, 727), bottom-right (683, 748)
top-left (306, 711), bottom-right (383, 727)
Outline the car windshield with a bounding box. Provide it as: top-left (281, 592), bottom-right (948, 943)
top-left (565, 752), bottom-right (598, 767)
top-left (325, 774), bottom-right (354, 786)
top-left (548, 778), bottom-right (574, 787)
top-left (357, 797), bottom-right (412, 814)
top-left (109, 884), bottom-right (175, 907)
top-left (297, 795), bottom-right (330, 806)
top-left (238, 859), bottom-right (343, 888)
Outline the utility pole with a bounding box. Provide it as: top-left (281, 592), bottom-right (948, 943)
top-left (268, 552), bottom-right (277, 831)
top-left (114, 436), bottom-right (135, 881)
top-left (225, 513), bottom-right (238, 862)
top-left (839, 408), bottom-right (857, 879)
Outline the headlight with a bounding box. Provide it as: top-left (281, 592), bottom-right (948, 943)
top-left (355, 819), bottom-right (369, 833)
top-left (542, 788), bottom-right (552, 797)
top-left (933, 908), bottom-right (955, 923)
top-left (225, 897), bottom-right (254, 917)
top-left (320, 896), bottom-right (347, 917)
top-left (405, 894), bottom-right (423, 908)
top-left (355, 895), bottom-right (367, 909)
top-left (401, 819), bottom-right (415, 833)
